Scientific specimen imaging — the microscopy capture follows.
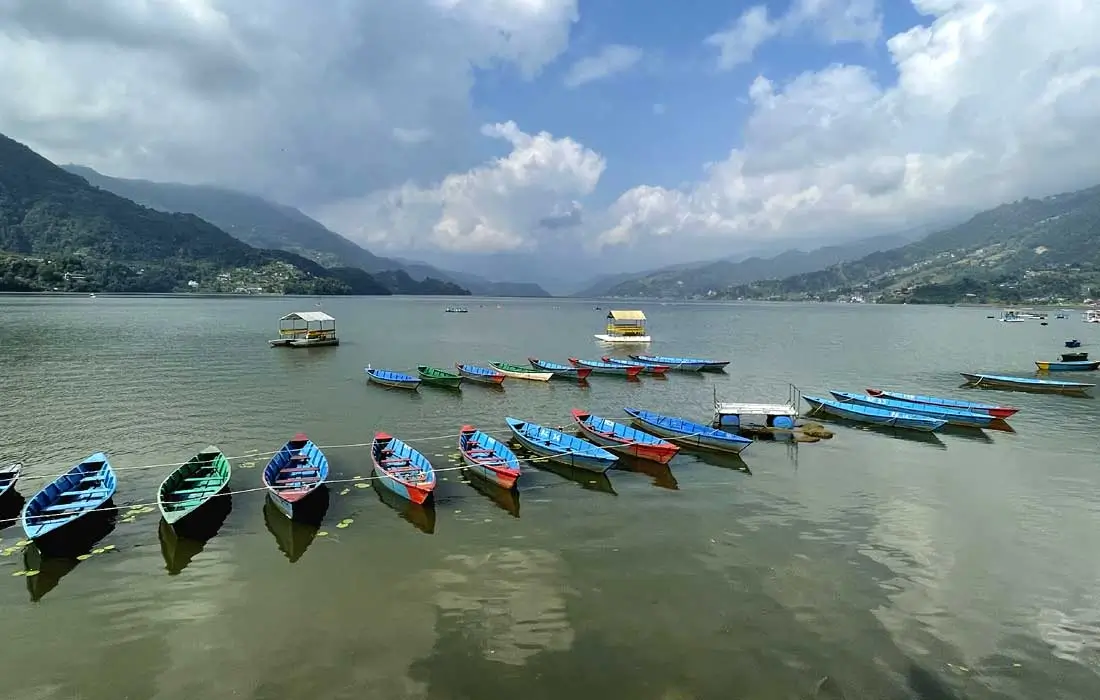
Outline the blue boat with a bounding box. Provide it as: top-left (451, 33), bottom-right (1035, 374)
top-left (1035, 360), bottom-right (1100, 372)
top-left (568, 358), bottom-right (641, 377)
top-left (803, 395), bottom-right (946, 432)
top-left (504, 417), bottom-right (618, 473)
top-left (629, 354), bottom-right (729, 371)
top-left (623, 408), bottom-right (752, 454)
top-left (961, 372), bottom-right (1094, 396)
top-left (262, 433), bottom-right (329, 520)
top-left (527, 357), bottom-right (593, 380)
top-left (600, 357), bottom-right (671, 376)
top-left (0, 461), bottom-right (22, 499)
top-left (455, 363), bottom-right (506, 385)
top-left (371, 432), bottom-right (437, 504)
top-left (1065, 339), bottom-right (1081, 348)
top-left (865, 388), bottom-right (1019, 419)
top-left (22, 452), bottom-right (117, 544)
top-left (829, 391), bottom-right (993, 428)
top-left (571, 409), bottom-right (680, 464)
top-left (459, 425), bottom-right (522, 490)
top-left (364, 366), bottom-right (420, 390)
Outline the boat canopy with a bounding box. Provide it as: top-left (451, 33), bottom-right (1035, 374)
top-left (608, 310), bottom-right (646, 321)
top-left (278, 311), bottom-right (336, 339)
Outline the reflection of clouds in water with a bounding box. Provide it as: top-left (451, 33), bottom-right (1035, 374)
top-left (1038, 607), bottom-right (1100, 672)
top-left (432, 548), bottom-right (574, 666)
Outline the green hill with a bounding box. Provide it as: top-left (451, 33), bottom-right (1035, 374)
top-left (0, 133), bottom-right (388, 294)
top-left (722, 186), bottom-right (1100, 304)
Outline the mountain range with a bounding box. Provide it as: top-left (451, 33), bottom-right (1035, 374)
top-left (721, 186), bottom-right (1100, 304)
top-left (62, 166), bottom-right (549, 298)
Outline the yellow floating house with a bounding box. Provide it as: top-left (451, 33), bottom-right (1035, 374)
top-left (595, 310), bottom-right (651, 343)
top-left (269, 311), bottom-right (339, 348)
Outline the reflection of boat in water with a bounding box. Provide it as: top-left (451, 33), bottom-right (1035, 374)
top-left (464, 470), bottom-right (521, 517)
top-left (687, 449), bottom-right (753, 475)
top-left (0, 490), bottom-right (26, 533)
top-left (157, 495), bottom-right (232, 575)
top-left (22, 511), bottom-right (117, 602)
top-left (615, 454), bottom-right (678, 490)
top-left (262, 490), bottom-right (329, 563)
top-left (373, 481), bottom-right (436, 534)
top-left (530, 458), bottom-right (617, 495)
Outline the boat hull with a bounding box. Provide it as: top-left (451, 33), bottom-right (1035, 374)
top-left (629, 354), bottom-right (728, 371)
top-left (961, 372), bottom-right (1094, 395)
top-left (262, 434), bottom-right (329, 522)
top-left (624, 409), bottom-right (751, 455)
top-left (601, 357), bottom-right (669, 375)
top-left (803, 396), bottom-right (945, 432)
top-left (1035, 360), bottom-right (1100, 372)
top-left (527, 358), bottom-right (592, 380)
top-left (366, 373), bottom-right (420, 390)
top-left (865, 388), bottom-right (1018, 419)
top-left (22, 453), bottom-right (117, 544)
top-left (571, 411), bottom-right (679, 464)
top-left (488, 363), bottom-right (554, 381)
top-left (456, 364), bottom-right (506, 384)
top-left (372, 463), bottom-right (434, 504)
top-left (417, 366), bottom-right (463, 388)
top-left (459, 426), bottom-right (522, 490)
top-left (828, 391), bottom-right (993, 428)
top-left (568, 358), bottom-right (641, 377)
top-left (158, 447), bottom-right (232, 527)
top-left (371, 433), bottom-right (437, 505)
top-left (505, 418), bottom-right (616, 473)
top-left (595, 334), bottom-right (652, 343)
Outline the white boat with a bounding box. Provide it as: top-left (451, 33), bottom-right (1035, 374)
top-left (594, 310), bottom-right (651, 343)
top-left (1085, 310), bottom-right (1100, 323)
top-left (1000, 310), bottom-right (1024, 322)
top-left (269, 311), bottom-right (339, 347)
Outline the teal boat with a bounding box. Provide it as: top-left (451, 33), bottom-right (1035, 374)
top-left (828, 391), bottom-right (993, 428)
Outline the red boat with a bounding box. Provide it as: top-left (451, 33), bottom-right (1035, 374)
top-left (600, 356), bottom-right (670, 376)
top-left (570, 409), bottom-right (680, 464)
top-left (865, 388), bottom-right (1019, 419)
top-left (458, 425), bottom-right (522, 490)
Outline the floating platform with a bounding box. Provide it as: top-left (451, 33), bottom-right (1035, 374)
top-left (712, 386), bottom-right (833, 442)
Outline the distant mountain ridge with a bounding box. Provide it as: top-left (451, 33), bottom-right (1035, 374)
top-left (722, 185), bottom-right (1100, 304)
top-left (62, 166), bottom-right (549, 297)
top-left (576, 234), bottom-right (914, 298)
top-left (0, 133), bottom-right (388, 295)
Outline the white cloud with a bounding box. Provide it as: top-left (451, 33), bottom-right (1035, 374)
top-left (706, 0), bottom-right (882, 70)
top-left (563, 44), bottom-right (643, 88)
top-left (317, 121), bottom-right (605, 253)
top-left (597, 0), bottom-right (1100, 252)
top-left (0, 0), bottom-right (579, 206)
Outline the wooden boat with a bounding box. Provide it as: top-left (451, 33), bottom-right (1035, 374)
top-left (829, 391), bottom-right (993, 428)
top-left (22, 452), bottom-right (117, 543)
top-left (527, 357), bottom-right (592, 380)
top-left (629, 354), bottom-right (729, 371)
top-left (417, 365), bottom-right (463, 389)
top-left (802, 395), bottom-right (946, 432)
top-left (1065, 339), bottom-right (1082, 348)
top-left (488, 361), bottom-right (554, 381)
top-left (0, 461), bottom-right (22, 499)
top-left (158, 446), bottom-right (231, 528)
top-left (571, 409), bottom-right (679, 464)
top-left (455, 363), bottom-right (506, 385)
top-left (1035, 360), bottom-right (1100, 372)
top-left (600, 356), bottom-right (670, 376)
top-left (960, 372), bottom-right (1094, 396)
top-left (623, 408), bottom-right (752, 454)
top-left (262, 433), bottom-right (329, 520)
top-left (371, 433), bottom-right (437, 504)
top-left (568, 358), bottom-right (641, 377)
top-left (865, 388), bottom-right (1019, 419)
top-left (364, 366), bottom-right (421, 389)
top-left (504, 417), bottom-right (618, 473)
top-left (1061, 352), bottom-right (1089, 362)
top-left (619, 355), bottom-right (704, 372)
top-left (458, 425), bottom-right (522, 489)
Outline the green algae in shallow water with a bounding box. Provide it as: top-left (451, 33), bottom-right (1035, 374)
top-left (15, 539), bottom-right (30, 547)
top-left (240, 461), bottom-right (256, 469)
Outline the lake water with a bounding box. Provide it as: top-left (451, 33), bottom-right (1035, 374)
top-left (1, 295), bottom-right (1099, 700)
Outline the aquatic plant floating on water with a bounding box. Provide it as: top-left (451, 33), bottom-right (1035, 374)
top-left (339, 488), bottom-right (350, 495)
top-left (239, 461), bottom-right (256, 469)
top-left (355, 483), bottom-right (369, 489)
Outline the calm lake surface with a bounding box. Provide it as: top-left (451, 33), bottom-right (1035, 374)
top-left (1, 296), bottom-right (1099, 700)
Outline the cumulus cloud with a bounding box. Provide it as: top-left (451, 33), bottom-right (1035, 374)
top-left (316, 122), bottom-right (605, 253)
top-left (598, 0), bottom-right (1100, 251)
top-left (0, 0), bottom-right (579, 206)
top-left (563, 44), bottom-right (644, 88)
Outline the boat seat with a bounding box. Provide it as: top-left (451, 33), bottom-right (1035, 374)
top-left (59, 487), bottom-right (112, 500)
top-left (41, 490), bottom-right (110, 512)
top-left (79, 474), bottom-right (105, 484)
top-left (181, 476), bottom-right (223, 485)
top-left (466, 447), bottom-right (494, 455)
top-left (172, 485), bottom-right (222, 496)
top-left (275, 474), bottom-right (321, 485)
top-left (382, 457), bottom-right (410, 465)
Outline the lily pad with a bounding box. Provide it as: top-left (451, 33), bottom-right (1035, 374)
top-left (102, 544), bottom-right (116, 551)
top-left (317, 531), bottom-right (329, 537)
top-left (336, 522), bottom-right (350, 529)
top-left (11, 570), bottom-right (27, 577)
top-left (339, 488), bottom-right (350, 496)
top-left (240, 461), bottom-right (256, 469)
top-left (24, 569), bottom-right (39, 577)
top-left (15, 540), bottom-right (31, 547)
top-left (76, 554), bottom-right (92, 561)
top-left (355, 483), bottom-right (369, 489)
top-left (353, 475), bottom-right (364, 481)
top-left (340, 518), bottom-right (354, 524)
top-left (92, 548), bottom-right (106, 555)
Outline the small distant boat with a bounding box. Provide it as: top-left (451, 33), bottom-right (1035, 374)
top-left (1065, 339), bottom-right (1082, 348)
top-left (527, 357), bottom-right (592, 380)
top-left (803, 396), bottom-right (946, 432)
top-left (371, 433), bottom-right (437, 504)
top-left (568, 358), bottom-right (641, 377)
top-left (22, 452), bottom-right (117, 543)
top-left (444, 307), bottom-right (469, 313)
top-left (600, 357), bottom-right (670, 376)
top-left (456, 363), bottom-right (506, 385)
top-left (1000, 310), bottom-right (1025, 322)
top-left (504, 417), bottom-right (618, 473)
top-left (488, 361), bottom-right (554, 381)
top-left (1035, 360), bottom-right (1100, 372)
top-left (960, 372), bottom-right (1094, 396)
top-left (364, 366), bottom-right (421, 390)
top-left (158, 446), bottom-right (231, 528)
top-left (829, 391), bottom-right (993, 428)
top-left (595, 310), bottom-right (652, 343)
top-left (623, 408), bottom-right (752, 454)
top-left (417, 365), bottom-right (463, 389)
top-left (865, 388), bottom-right (1018, 419)
top-left (629, 354), bottom-right (729, 372)
top-left (617, 355), bottom-right (704, 372)
top-left (1061, 352), bottom-right (1089, 362)
top-left (0, 461), bottom-right (22, 499)
top-left (571, 409), bottom-right (679, 464)
top-left (458, 425), bottom-right (522, 489)
top-left (262, 433), bottom-right (329, 520)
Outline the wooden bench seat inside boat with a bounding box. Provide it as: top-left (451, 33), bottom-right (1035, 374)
top-left (274, 472), bottom-right (320, 485)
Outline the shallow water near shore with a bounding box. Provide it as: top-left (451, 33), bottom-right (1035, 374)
top-left (2, 295), bottom-right (1099, 699)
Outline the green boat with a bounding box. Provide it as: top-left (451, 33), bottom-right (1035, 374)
top-left (488, 361), bottom-right (555, 382)
top-left (158, 446), bottom-right (232, 529)
top-left (417, 365), bottom-right (463, 389)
